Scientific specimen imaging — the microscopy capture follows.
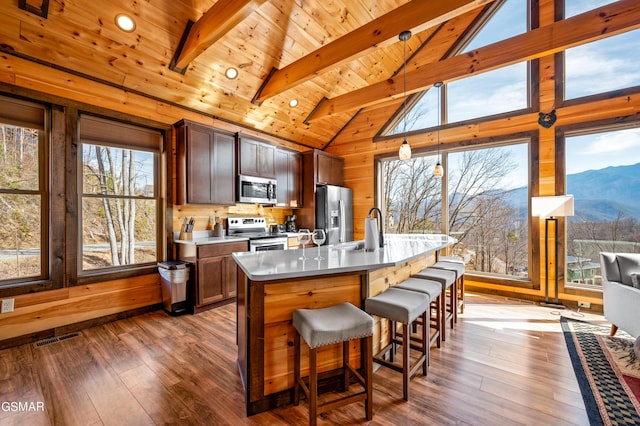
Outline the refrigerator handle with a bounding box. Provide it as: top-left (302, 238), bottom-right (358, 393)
top-left (339, 199), bottom-right (345, 243)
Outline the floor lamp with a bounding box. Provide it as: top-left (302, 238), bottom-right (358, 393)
top-left (531, 195), bottom-right (574, 309)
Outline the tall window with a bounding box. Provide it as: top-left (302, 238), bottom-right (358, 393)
top-left (0, 98), bottom-right (46, 284)
top-left (448, 143), bottom-right (529, 278)
top-left (565, 127), bottom-right (640, 289)
top-left (79, 116), bottom-right (160, 272)
top-left (381, 141), bottom-right (530, 279)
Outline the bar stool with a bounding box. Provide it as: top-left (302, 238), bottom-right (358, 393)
top-left (364, 287), bottom-right (430, 401)
top-left (412, 267), bottom-right (457, 341)
top-left (293, 302), bottom-right (374, 426)
top-left (431, 256), bottom-right (465, 314)
top-left (396, 277), bottom-right (443, 354)
top-left (431, 259), bottom-right (466, 315)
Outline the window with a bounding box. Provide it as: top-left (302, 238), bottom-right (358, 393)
top-left (79, 116), bottom-right (161, 273)
top-left (385, 0), bottom-right (530, 135)
top-left (565, 126), bottom-right (640, 289)
top-left (564, 30), bottom-right (640, 100)
top-left (447, 62), bottom-right (529, 123)
top-left (448, 143), bottom-right (529, 278)
top-left (381, 140), bottom-right (530, 280)
top-left (382, 154), bottom-right (442, 234)
top-left (0, 97), bottom-right (47, 284)
top-left (564, 0), bottom-right (640, 100)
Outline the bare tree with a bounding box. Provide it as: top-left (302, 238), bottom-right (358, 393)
top-left (382, 145), bottom-right (524, 275)
top-left (86, 146), bottom-right (139, 266)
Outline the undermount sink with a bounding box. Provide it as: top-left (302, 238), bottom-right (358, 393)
top-left (333, 241), bottom-right (365, 251)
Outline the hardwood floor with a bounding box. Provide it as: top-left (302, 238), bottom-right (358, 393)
top-left (0, 293), bottom-right (604, 425)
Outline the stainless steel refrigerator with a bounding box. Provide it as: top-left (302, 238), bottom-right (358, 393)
top-left (315, 184), bottom-right (353, 245)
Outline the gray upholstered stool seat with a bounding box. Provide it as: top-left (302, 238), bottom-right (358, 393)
top-left (293, 302), bottom-right (374, 349)
top-left (292, 302), bottom-right (374, 426)
top-left (431, 259), bottom-right (466, 314)
top-left (412, 267), bottom-right (457, 340)
top-left (414, 267), bottom-right (456, 287)
top-left (365, 287), bottom-right (430, 401)
top-left (365, 287), bottom-right (430, 324)
top-left (397, 277), bottom-right (442, 299)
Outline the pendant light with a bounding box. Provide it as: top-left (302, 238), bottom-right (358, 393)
top-left (433, 81), bottom-right (444, 177)
top-left (398, 30), bottom-right (412, 161)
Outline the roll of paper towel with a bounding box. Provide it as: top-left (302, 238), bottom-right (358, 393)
top-left (364, 218), bottom-right (379, 251)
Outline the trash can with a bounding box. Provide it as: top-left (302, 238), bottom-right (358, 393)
top-left (158, 260), bottom-right (190, 315)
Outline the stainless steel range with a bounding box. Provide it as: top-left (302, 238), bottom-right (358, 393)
top-left (227, 217), bottom-right (288, 252)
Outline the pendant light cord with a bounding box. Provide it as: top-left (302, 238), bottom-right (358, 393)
top-left (437, 84), bottom-right (440, 161)
top-left (403, 37), bottom-right (407, 138)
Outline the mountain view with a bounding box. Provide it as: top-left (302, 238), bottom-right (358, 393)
top-left (505, 162), bottom-right (640, 221)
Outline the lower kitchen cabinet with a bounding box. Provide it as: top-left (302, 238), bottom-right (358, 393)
top-left (176, 240), bottom-right (248, 313)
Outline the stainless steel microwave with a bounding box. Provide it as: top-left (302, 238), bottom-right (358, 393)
top-left (237, 175), bottom-right (277, 204)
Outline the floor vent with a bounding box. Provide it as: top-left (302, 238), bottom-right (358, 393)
top-left (33, 332), bottom-right (82, 348)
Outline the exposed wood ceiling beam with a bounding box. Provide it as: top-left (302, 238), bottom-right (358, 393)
top-left (306, 0), bottom-right (640, 122)
top-left (173, 0), bottom-right (267, 71)
top-left (252, 0), bottom-right (496, 105)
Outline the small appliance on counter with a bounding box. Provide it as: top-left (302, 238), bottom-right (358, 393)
top-left (270, 224), bottom-right (286, 234)
top-left (285, 214), bottom-right (297, 232)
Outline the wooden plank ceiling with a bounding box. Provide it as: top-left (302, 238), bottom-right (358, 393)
top-left (0, 0), bottom-right (496, 148)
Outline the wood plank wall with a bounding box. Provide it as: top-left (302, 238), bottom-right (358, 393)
top-left (325, 0), bottom-right (639, 307)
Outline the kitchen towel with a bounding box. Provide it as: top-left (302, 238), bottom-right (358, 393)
top-left (364, 217), bottom-right (379, 251)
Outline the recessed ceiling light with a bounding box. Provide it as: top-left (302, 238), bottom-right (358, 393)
top-left (115, 13), bottom-right (136, 32)
top-left (225, 67), bottom-right (238, 79)
top-left (289, 99), bottom-right (298, 108)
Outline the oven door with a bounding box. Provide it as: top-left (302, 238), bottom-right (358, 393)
top-left (250, 237), bottom-right (288, 252)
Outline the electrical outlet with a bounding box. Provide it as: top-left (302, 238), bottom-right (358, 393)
top-left (578, 301), bottom-right (591, 309)
top-left (1, 298), bottom-right (14, 313)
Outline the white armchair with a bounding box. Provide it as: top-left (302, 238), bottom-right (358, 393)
top-left (600, 252), bottom-right (640, 338)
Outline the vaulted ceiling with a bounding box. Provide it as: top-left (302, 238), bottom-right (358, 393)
top-left (3, 0), bottom-right (637, 151)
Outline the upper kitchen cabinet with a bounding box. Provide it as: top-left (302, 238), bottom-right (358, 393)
top-left (303, 149), bottom-right (344, 187)
top-left (175, 120), bottom-right (236, 205)
top-left (275, 148), bottom-right (302, 208)
top-left (238, 136), bottom-right (276, 179)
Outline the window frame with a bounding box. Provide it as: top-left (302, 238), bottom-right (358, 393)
top-left (556, 117), bottom-right (640, 297)
top-left (0, 95), bottom-right (59, 294)
top-left (374, 132), bottom-right (539, 288)
top-left (75, 114), bottom-right (164, 284)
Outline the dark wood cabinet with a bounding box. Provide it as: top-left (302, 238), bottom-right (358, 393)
top-left (175, 120), bottom-right (236, 205)
top-left (176, 240), bottom-right (248, 313)
top-left (238, 136), bottom-right (276, 178)
top-left (316, 150), bottom-right (344, 186)
top-left (275, 148), bottom-right (302, 208)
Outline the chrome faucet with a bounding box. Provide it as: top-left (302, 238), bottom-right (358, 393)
top-left (368, 207), bottom-right (384, 247)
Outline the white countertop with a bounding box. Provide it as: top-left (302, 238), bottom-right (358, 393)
top-left (173, 230), bottom-right (248, 245)
top-left (172, 230), bottom-right (297, 245)
top-left (232, 234), bottom-right (456, 281)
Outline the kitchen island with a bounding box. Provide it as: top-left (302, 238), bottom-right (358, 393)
top-left (233, 234), bottom-right (455, 415)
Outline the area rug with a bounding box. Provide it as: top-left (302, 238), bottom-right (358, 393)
top-left (561, 317), bottom-right (640, 425)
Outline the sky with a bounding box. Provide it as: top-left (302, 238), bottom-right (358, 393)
top-left (394, 0), bottom-right (640, 187)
